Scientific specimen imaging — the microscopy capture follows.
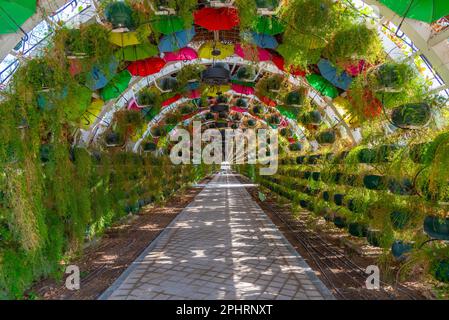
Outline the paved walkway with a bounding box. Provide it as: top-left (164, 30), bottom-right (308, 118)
top-left (100, 173), bottom-right (333, 300)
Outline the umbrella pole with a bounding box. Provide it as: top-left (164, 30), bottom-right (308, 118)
top-left (394, 0), bottom-right (415, 36)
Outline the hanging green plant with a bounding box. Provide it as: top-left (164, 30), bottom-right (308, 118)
top-left (325, 23), bottom-right (383, 65)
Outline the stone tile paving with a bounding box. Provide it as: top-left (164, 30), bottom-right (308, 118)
top-left (99, 173), bottom-right (333, 300)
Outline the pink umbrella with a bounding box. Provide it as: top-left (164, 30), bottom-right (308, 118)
top-left (231, 84), bottom-right (255, 95)
top-left (344, 60), bottom-right (369, 77)
top-left (164, 47), bottom-right (198, 62)
top-left (128, 98), bottom-right (141, 110)
top-left (234, 44), bottom-right (271, 62)
top-left (231, 106), bottom-right (247, 113)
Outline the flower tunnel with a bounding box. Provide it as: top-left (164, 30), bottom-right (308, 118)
top-left (0, 0), bottom-right (449, 300)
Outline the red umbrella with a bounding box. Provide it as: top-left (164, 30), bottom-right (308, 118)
top-left (194, 7), bottom-right (239, 31)
top-left (127, 57), bottom-right (166, 77)
top-left (162, 94), bottom-right (182, 107)
top-left (271, 53), bottom-right (306, 77)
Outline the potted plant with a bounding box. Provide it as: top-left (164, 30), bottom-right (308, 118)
top-left (296, 155), bottom-right (306, 164)
top-left (284, 89), bottom-right (306, 107)
top-left (391, 240), bottom-right (413, 261)
top-left (357, 148), bottom-right (377, 164)
top-left (247, 118), bottom-right (257, 128)
top-left (202, 63), bottom-right (231, 85)
top-left (367, 228), bottom-right (382, 247)
top-left (432, 260), bottom-right (449, 283)
top-left (363, 174), bottom-right (384, 190)
top-left (235, 65), bottom-right (256, 81)
top-left (316, 129), bottom-right (336, 145)
top-left (104, 1), bottom-right (135, 32)
top-left (251, 105), bottom-right (263, 115)
top-left (286, 141), bottom-right (300, 151)
top-left (390, 210), bottom-right (411, 230)
top-left (142, 141), bottom-right (157, 153)
top-left (387, 178), bottom-right (414, 196)
top-left (210, 104), bottom-right (229, 113)
top-left (348, 222), bottom-right (368, 238)
top-left (137, 88), bottom-right (160, 108)
top-left (333, 193), bottom-right (344, 206)
top-left (367, 62), bottom-right (415, 92)
top-left (391, 103), bottom-right (431, 129)
top-left (157, 77), bottom-right (179, 93)
top-left (300, 110), bottom-right (322, 125)
top-left (280, 128), bottom-right (293, 137)
top-left (235, 98), bottom-right (248, 108)
top-left (333, 215), bottom-right (347, 229)
top-left (176, 64), bottom-right (205, 90)
top-left (424, 216), bottom-right (449, 240)
top-left (322, 191), bottom-right (330, 202)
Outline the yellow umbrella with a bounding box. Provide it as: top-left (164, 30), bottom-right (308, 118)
top-left (198, 42), bottom-right (234, 60)
top-left (80, 99), bottom-right (104, 130)
top-left (333, 96), bottom-right (359, 127)
top-left (109, 32), bottom-right (141, 47)
top-left (203, 84), bottom-right (231, 97)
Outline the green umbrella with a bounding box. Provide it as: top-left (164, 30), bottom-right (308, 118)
top-left (277, 105), bottom-right (300, 120)
top-left (0, 0), bottom-right (36, 34)
top-left (253, 16), bottom-right (285, 35)
top-left (115, 43), bottom-right (158, 61)
top-left (380, 0), bottom-right (449, 23)
top-left (306, 74), bottom-right (338, 99)
top-left (151, 15), bottom-right (186, 35)
top-left (101, 70), bottom-right (132, 101)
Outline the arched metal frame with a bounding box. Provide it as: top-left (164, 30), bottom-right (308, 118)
top-left (0, 0), bottom-right (448, 149)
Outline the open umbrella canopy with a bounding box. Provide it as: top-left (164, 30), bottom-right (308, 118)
top-left (164, 47), bottom-right (198, 62)
top-left (379, 0), bottom-right (449, 23)
top-left (306, 74), bottom-right (339, 99)
top-left (115, 43), bottom-right (158, 61)
top-left (109, 32), bottom-right (141, 47)
top-left (231, 84), bottom-right (255, 95)
top-left (85, 57), bottom-right (119, 91)
top-left (0, 0), bottom-right (36, 34)
top-left (271, 53), bottom-right (306, 77)
top-left (198, 42), bottom-right (234, 60)
top-left (317, 59), bottom-right (352, 90)
top-left (254, 16), bottom-right (285, 35)
top-left (194, 7), bottom-right (239, 31)
top-left (158, 28), bottom-right (196, 52)
top-left (151, 15), bottom-right (187, 35)
top-left (235, 44), bottom-right (272, 62)
top-left (202, 85), bottom-right (231, 97)
top-left (100, 70), bottom-right (132, 101)
top-left (80, 99), bottom-right (104, 130)
top-left (127, 57), bottom-right (166, 77)
top-left (247, 32), bottom-right (279, 49)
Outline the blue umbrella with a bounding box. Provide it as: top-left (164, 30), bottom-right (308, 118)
top-left (317, 59), bottom-right (352, 91)
top-left (85, 57), bottom-right (119, 91)
top-left (158, 28), bottom-right (196, 53)
top-left (249, 32), bottom-right (278, 49)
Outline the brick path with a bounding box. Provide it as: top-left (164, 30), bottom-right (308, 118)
top-left (99, 173), bottom-right (333, 300)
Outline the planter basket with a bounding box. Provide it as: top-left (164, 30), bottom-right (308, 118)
top-left (104, 2), bottom-right (135, 31)
top-left (391, 103), bottom-right (431, 129)
top-left (387, 178), bottom-right (414, 195)
top-left (434, 260), bottom-right (449, 283)
top-left (210, 104), bottom-right (230, 113)
top-left (333, 194), bottom-right (344, 206)
top-left (289, 142), bottom-right (302, 152)
top-left (390, 211), bottom-right (411, 230)
top-left (348, 223), bottom-right (368, 238)
top-left (424, 216), bottom-right (449, 240)
top-left (357, 148), bottom-right (377, 164)
top-left (300, 110), bottom-right (322, 125)
top-left (363, 175), bottom-right (384, 190)
top-left (202, 64), bottom-right (231, 85)
top-left (334, 216), bottom-right (347, 229)
top-left (391, 241), bottom-right (413, 261)
top-left (316, 130), bottom-right (336, 145)
top-left (367, 229), bottom-right (382, 247)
